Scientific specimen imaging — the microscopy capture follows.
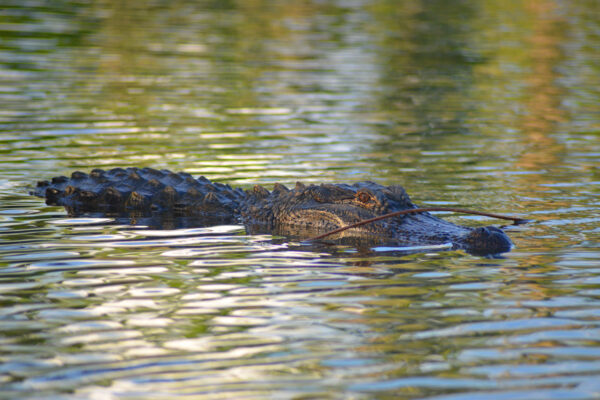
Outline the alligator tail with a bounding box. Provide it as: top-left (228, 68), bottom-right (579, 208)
top-left (32, 167), bottom-right (244, 217)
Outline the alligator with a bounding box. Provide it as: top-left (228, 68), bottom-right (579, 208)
top-left (31, 167), bottom-right (516, 255)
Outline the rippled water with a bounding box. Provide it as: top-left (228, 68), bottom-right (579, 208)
top-left (1, 1), bottom-right (599, 399)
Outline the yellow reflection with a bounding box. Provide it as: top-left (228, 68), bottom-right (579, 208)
top-left (511, 0), bottom-right (569, 278)
top-left (516, 0), bottom-right (567, 172)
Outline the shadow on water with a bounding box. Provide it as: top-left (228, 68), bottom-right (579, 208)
top-left (0, 0), bottom-right (599, 399)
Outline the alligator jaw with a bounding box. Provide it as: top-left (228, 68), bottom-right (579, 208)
top-left (385, 214), bottom-right (514, 256)
top-left (298, 209), bottom-right (514, 256)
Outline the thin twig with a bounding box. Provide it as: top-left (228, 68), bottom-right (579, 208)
top-left (308, 207), bottom-right (529, 241)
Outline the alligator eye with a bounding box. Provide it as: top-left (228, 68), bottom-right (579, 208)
top-left (356, 191), bottom-right (374, 204)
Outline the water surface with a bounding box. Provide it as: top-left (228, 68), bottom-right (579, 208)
top-left (1, 1), bottom-right (599, 399)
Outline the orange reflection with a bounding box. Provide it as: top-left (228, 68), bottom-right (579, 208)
top-left (516, 0), bottom-right (566, 173)
top-left (511, 0), bottom-right (569, 291)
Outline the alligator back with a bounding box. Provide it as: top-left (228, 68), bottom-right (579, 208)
top-left (33, 167), bottom-right (245, 220)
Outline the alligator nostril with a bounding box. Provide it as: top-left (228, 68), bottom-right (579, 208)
top-left (463, 226), bottom-right (513, 255)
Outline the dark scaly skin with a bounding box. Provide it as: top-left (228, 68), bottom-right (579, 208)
top-left (32, 167), bottom-right (514, 255)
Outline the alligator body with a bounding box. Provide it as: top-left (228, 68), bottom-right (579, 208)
top-left (32, 167), bottom-right (514, 255)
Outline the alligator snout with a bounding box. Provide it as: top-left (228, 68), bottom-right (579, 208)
top-left (462, 226), bottom-right (513, 255)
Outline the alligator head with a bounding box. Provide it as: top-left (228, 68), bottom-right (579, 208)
top-left (242, 181), bottom-right (513, 255)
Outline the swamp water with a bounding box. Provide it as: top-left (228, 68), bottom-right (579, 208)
top-left (0, 1), bottom-right (599, 399)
